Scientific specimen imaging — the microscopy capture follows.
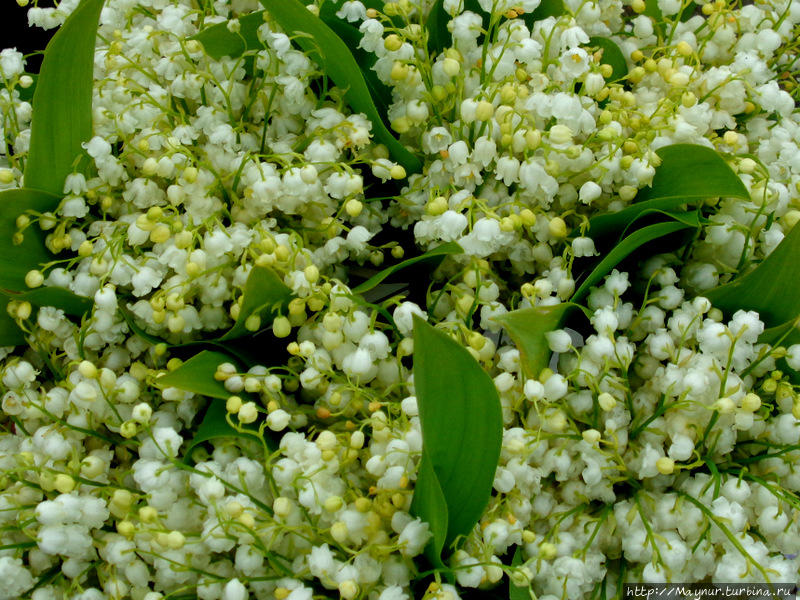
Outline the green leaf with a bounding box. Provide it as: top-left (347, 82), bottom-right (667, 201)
top-left (705, 223), bottom-right (800, 327)
top-left (409, 454), bottom-right (449, 569)
top-left (425, 0), bottom-right (450, 55)
top-left (351, 242), bottom-right (463, 295)
top-left (319, 16), bottom-right (392, 119)
top-left (25, 0), bottom-right (104, 195)
top-left (158, 350), bottom-right (276, 461)
top-left (644, 0), bottom-right (663, 19)
top-left (190, 10), bottom-right (266, 59)
top-left (259, 0), bottom-right (422, 173)
top-left (495, 303), bottom-right (583, 379)
top-left (523, 0), bottom-right (565, 24)
top-left (616, 209), bottom-right (706, 241)
top-left (641, 144), bottom-right (749, 203)
top-left (0, 188), bottom-right (93, 321)
top-left (221, 266), bottom-right (293, 340)
top-left (759, 318), bottom-right (800, 347)
top-left (155, 350), bottom-right (236, 399)
top-left (0, 188), bottom-right (59, 290)
top-left (410, 316), bottom-right (503, 559)
top-left (573, 220), bottom-right (695, 302)
top-left (588, 37), bottom-right (627, 82)
top-left (183, 400), bottom-right (260, 463)
top-left (0, 309), bottom-right (26, 346)
top-left (588, 144), bottom-right (749, 239)
top-left (193, 5), bottom-right (393, 120)
top-left (2, 288), bottom-right (93, 317)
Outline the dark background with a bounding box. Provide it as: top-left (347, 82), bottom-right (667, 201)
top-left (2, 2), bottom-right (56, 72)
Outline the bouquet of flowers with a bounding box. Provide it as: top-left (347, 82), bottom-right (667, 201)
top-left (0, 0), bottom-right (799, 597)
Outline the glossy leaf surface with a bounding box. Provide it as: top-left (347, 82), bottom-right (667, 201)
top-left (25, 0), bottom-right (104, 194)
top-left (588, 144), bottom-right (748, 239)
top-left (183, 400), bottom-right (259, 463)
top-left (318, 13), bottom-right (392, 118)
top-left (260, 0), bottom-right (421, 173)
top-left (190, 11), bottom-right (266, 59)
top-left (641, 144), bottom-right (749, 202)
top-left (2, 288), bottom-right (92, 317)
top-left (425, 0), bottom-right (449, 55)
top-left (0, 310), bottom-right (26, 346)
top-left (193, 5), bottom-right (393, 120)
top-left (155, 350), bottom-right (236, 399)
top-left (495, 303), bottom-right (580, 379)
top-left (0, 189), bottom-right (91, 341)
top-left (409, 454), bottom-right (448, 568)
top-left (155, 350), bottom-right (266, 461)
top-left (573, 220), bottom-right (695, 302)
top-left (221, 266), bottom-right (293, 340)
top-left (410, 316), bottom-right (503, 559)
top-left (705, 223), bottom-right (800, 327)
top-left (351, 242), bottom-right (462, 295)
top-left (524, 0), bottom-right (565, 22)
top-left (0, 189), bottom-right (59, 289)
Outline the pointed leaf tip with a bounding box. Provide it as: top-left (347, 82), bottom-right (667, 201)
top-left (410, 316), bottom-right (503, 560)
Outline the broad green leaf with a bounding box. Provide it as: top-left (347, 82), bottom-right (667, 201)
top-left (0, 188), bottom-right (59, 289)
top-left (495, 303), bottom-right (582, 379)
top-left (259, 0), bottom-right (422, 173)
top-left (641, 145), bottom-right (749, 203)
top-left (319, 16), bottom-right (391, 119)
top-left (705, 223), bottom-right (800, 327)
top-left (409, 454), bottom-right (448, 569)
top-left (0, 188), bottom-right (92, 322)
top-left (524, 0), bottom-right (565, 22)
top-left (158, 350), bottom-right (276, 461)
top-left (759, 318), bottom-right (800, 347)
top-left (425, 0), bottom-right (450, 55)
top-left (193, 6), bottom-right (393, 120)
top-left (183, 400), bottom-right (260, 463)
top-left (190, 11), bottom-right (266, 59)
top-left (573, 220), bottom-right (695, 302)
top-left (3, 288), bottom-right (93, 317)
top-left (617, 209), bottom-right (706, 241)
top-left (25, 0), bottom-right (104, 195)
top-left (221, 266), bottom-right (293, 340)
top-left (588, 37), bottom-right (627, 82)
top-left (410, 316), bottom-right (503, 557)
top-left (644, 0), bottom-right (663, 20)
top-left (155, 350), bottom-right (236, 399)
top-left (588, 144), bottom-right (749, 239)
top-left (0, 309), bottom-right (26, 346)
top-left (351, 242), bottom-right (463, 295)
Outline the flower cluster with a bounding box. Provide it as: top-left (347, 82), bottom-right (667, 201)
top-left (0, 0), bottom-right (799, 598)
